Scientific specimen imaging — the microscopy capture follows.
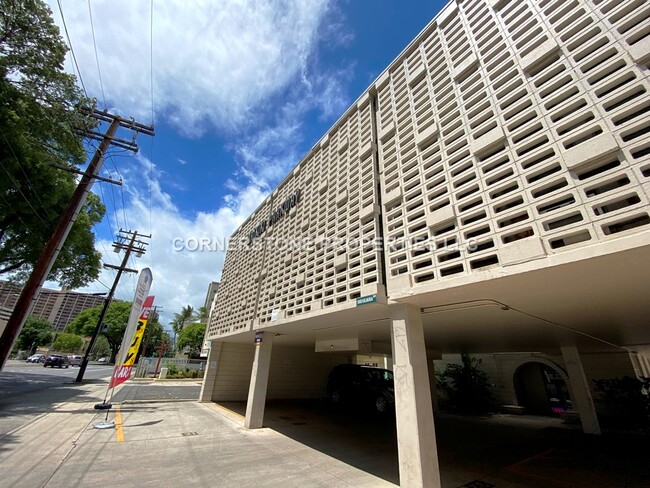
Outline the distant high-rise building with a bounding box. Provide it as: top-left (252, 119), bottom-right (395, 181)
top-left (0, 280), bottom-right (107, 333)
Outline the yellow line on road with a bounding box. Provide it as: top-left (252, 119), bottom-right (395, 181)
top-left (115, 405), bottom-right (124, 443)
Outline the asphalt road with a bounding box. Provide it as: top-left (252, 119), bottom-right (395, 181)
top-left (0, 359), bottom-right (113, 397)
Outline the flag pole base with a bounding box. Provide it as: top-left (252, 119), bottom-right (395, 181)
top-left (93, 421), bottom-right (115, 429)
top-left (94, 402), bottom-right (112, 410)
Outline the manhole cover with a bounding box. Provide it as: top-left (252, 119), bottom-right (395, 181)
top-left (181, 432), bottom-right (199, 436)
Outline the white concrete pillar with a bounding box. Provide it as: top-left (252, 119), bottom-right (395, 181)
top-left (390, 304), bottom-right (441, 488)
top-left (199, 341), bottom-right (223, 403)
top-left (244, 332), bottom-right (274, 429)
top-left (560, 345), bottom-right (601, 435)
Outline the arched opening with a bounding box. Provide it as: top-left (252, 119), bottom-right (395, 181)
top-left (514, 362), bottom-right (572, 415)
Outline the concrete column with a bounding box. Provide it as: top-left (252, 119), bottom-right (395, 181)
top-left (390, 304), bottom-right (441, 488)
top-left (560, 345), bottom-right (601, 435)
top-left (199, 341), bottom-right (223, 403)
top-left (244, 332), bottom-right (274, 429)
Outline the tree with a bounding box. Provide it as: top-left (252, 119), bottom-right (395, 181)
top-left (171, 305), bottom-right (195, 336)
top-left (14, 315), bottom-right (53, 353)
top-left (197, 306), bottom-right (209, 322)
top-left (436, 353), bottom-right (494, 414)
top-left (0, 0), bottom-right (105, 288)
top-left (176, 323), bottom-right (206, 359)
top-left (138, 309), bottom-right (171, 358)
top-left (66, 301), bottom-right (131, 363)
top-left (52, 332), bottom-right (83, 353)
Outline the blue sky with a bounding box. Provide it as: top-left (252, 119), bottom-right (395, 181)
top-left (47, 0), bottom-right (446, 327)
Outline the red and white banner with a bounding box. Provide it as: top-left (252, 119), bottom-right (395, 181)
top-left (109, 295), bottom-right (154, 388)
top-left (109, 268), bottom-right (153, 389)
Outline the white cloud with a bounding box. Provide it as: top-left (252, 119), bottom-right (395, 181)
top-left (48, 0), bottom-right (331, 135)
top-left (82, 154), bottom-right (267, 327)
top-left (233, 62), bottom-right (355, 189)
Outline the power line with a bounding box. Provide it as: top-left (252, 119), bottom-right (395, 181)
top-left (87, 0), bottom-right (107, 109)
top-left (0, 126), bottom-right (54, 224)
top-left (55, 0), bottom-right (88, 97)
top-left (0, 159), bottom-right (49, 228)
top-left (150, 0), bottom-right (155, 126)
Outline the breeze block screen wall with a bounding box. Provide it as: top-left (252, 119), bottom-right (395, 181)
top-left (209, 96), bottom-right (385, 338)
top-left (209, 0), bottom-right (650, 339)
top-left (377, 0), bottom-right (650, 294)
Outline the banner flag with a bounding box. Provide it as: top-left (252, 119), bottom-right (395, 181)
top-left (109, 295), bottom-right (154, 388)
top-left (109, 268), bottom-right (153, 388)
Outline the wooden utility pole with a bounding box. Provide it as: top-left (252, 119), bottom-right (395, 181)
top-left (75, 229), bottom-right (150, 383)
top-left (0, 110), bottom-right (154, 370)
top-left (153, 339), bottom-right (169, 377)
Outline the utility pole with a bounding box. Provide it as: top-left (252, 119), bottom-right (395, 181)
top-left (75, 229), bottom-right (150, 383)
top-left (0, 110), bottom-right (154, 370)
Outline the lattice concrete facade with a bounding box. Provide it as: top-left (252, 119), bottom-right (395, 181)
top-left (209, 0), bottom-right (650, 340)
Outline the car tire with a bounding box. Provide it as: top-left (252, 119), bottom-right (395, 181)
top-left (375, 395), bottom-right (388, 414)
top-left (65, 365), bottom-right (69, 368)
top-left (331, 390), bottom-right (341, 404)
top-left (43, 364), bottom-right (47, 368)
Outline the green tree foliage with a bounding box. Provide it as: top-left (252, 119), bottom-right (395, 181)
top-left (92, 335), bottom-right (110, 360)
top-left (593, 376), bottom-right (650, 430)
top-left (197, 306), bottom-right (209, 322)
top-left (14, 315), bottom-right (53, 353)
top-left (0, 0), bottom-right (105, 288)
top-left (176, 322), bottom-right (206, 359)
top-left (436, 353), bottom-right (494, 414)
top-left (66, 301), bottom-right (131, 363)
top-left (52, 332), bottom-right (83, 353)
top-left (136, 308), bottom-right (169, 358)
top-left (171, 305), bottom-right (195, 336)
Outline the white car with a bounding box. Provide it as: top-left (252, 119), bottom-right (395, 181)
top-left (26, 354), bottom-right (45, 363)
top-left (97, 357), bottom-right (108, 363)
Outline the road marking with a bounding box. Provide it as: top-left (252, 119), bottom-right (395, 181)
top-left (115, 406), bottom-right (125, 443)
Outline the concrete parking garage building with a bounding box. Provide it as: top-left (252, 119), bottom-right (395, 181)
top-left (201, 0), bottom-right (650, 485)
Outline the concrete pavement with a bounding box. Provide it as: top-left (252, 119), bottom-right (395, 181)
top-left (0, 380), bottom-right (393, 488)
top-left (1, 374), bottom-right (649, 488)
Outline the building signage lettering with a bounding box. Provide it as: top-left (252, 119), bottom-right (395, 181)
top-left (248, 189), bottom-right (302, 244)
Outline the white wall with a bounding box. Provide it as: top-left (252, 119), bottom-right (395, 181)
top-left (267, 347), bottom-right (350, 400)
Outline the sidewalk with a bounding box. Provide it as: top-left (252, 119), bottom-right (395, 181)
top-left (0, 381), bottom-right (394, 488)
top-left (1, 380), bottom-right (649, 487)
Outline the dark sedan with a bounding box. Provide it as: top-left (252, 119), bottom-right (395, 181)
top-left (43, 354), bottom-right (70, 368)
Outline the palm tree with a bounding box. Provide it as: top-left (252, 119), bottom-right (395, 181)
top-left (171, 305), bottom-right (195, 336)
top-left (197, 306), bottom-right (209, 322)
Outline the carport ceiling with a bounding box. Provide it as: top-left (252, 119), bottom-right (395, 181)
top-left (222, 243), bottom-right (650, 355)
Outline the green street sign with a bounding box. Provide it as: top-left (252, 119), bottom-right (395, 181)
top-left (356, 294), bottom-right (377, 306)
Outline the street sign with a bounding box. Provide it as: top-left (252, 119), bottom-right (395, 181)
top-left (356, 294), bottom-right (377, 306)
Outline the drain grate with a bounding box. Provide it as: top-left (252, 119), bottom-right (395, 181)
top-left (181, 432), bottom-right (199, 436)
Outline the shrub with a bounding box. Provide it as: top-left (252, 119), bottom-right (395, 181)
top-left (436, 353), bottom-right (494, 414)
top-left (593, 376), bottom-right (650, 430)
